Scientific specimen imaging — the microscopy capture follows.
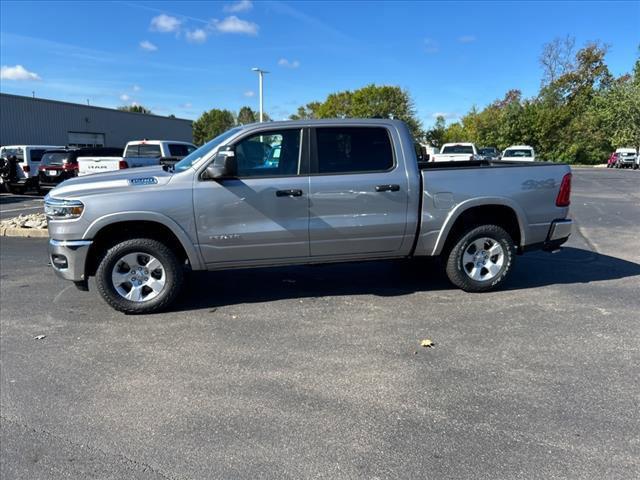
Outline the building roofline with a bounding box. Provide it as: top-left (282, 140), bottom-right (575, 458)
top-left (0, 93), bottom-right (192, 123)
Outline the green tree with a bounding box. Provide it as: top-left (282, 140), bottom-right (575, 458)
top-left (118, 104), bottom-right (152, 114)
top-left (237, 106), bottom-right (256, 125)
top-left (291, 85), bottom-right (423, 138)
top-left (289, 102), bottom-right (321, 120)
top-left (425, 115), bottom-right (447, 147)
top-left (193, 108), bottom-right (236, 146)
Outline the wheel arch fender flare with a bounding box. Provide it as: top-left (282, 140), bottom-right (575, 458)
top-left (432, 197), bottom-right (528, 256)
top-left (82, 211), bottom-right (205, 270)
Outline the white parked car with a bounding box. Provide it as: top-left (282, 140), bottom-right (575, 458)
top-left (0, 145), bottom-right (64, 193)
top-left (78, 140), bottom-right (196, 176)
top-left (614, 147), bottom-right (638, 169)
top-left (501, 145), bottom-right (536, 162)
top-left (431, 143), bottom-right (478, 162)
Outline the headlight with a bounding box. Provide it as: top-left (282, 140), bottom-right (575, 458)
top-left (44, 198), bottom-right (84, 219)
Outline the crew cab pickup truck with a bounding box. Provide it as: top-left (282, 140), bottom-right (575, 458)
top-left (431, 143), bottom-right (478, 162)
top-left (78, 140), bottom-right (196, 176)
top-left (45, 119), bottom-right (573, 314)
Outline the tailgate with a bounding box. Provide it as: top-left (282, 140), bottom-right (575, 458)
top-left (77, 157), bottom-right (122, 176)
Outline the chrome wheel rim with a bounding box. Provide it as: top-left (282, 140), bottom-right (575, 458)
top-left (462, 237), bottom-right (505, 282)
top-left (111, 252), bottom-right (166, 302)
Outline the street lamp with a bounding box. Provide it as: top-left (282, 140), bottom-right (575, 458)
top-left (251, 67), bottom-right (269, 122)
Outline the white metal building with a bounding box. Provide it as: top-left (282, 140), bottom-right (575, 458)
top-left (0, 93), bottom-right (192, 148)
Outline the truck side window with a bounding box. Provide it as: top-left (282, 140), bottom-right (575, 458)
top-left (315, 127), bottom-right (393, 174)
top-left (235, 129), bottom-right (301, 177)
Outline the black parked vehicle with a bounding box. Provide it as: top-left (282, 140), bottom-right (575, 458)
top-left (478, 147), bottom-right (501, 161)
top-left (38, 147), bottom-right (123, 192)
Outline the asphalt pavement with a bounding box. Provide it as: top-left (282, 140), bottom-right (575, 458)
top-left (1, 168), bottom-right (639, 479)
top-left (0, 192), bottom-right (44, 220)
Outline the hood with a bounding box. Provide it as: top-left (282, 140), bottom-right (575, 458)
top-left (48, 165), bottom-right (174, 199)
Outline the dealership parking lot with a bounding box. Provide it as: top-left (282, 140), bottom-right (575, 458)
top-left (1, 168), bottom-right (639, 479)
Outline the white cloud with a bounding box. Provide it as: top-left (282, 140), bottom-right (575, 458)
top-left (211, 16), bottom-right (258, 35)
top-left (132, 85), bottom-right (141, 92)
top-left (120, 93), bottom-right (131, 101)
top-left (186, 28), bottom-right (208, 43)
top-left (278, 58), bottom-right (300, 69)
top-left (139, 40), bottom-right (158, 51)
top-left (150, 14), bottom-right (182, 33)
top-left (424, 38), bottom-right (439, 54)
top-left (224, 0), bottom-right (253, 13)
top-left (0, 64), bottom-right (41, 81)
top-left (458, 35), bottom-right (476, 44)
top-left (181, 102), bottom-right (193, 108)
top-left (244, 90), bottom-right (255, 97)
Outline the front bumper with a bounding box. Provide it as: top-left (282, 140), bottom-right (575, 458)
top-left (48, 239), bottom-right (92, 282)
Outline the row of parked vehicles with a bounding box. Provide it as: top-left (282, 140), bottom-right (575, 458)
top-left (0, 140), bottom-right (196, 194)
top-left (418, 143), bottom-right (536, 163)
top-left (606, 148), bottom-right (639, 169)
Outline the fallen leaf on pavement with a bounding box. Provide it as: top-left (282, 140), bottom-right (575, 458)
top-left (420, 339), bottom-right (434, 348)
top-left (34, 335), bottom-right (46, 340)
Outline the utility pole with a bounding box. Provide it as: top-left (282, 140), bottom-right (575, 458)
top-left (251, 67), bottom-right (269, 122)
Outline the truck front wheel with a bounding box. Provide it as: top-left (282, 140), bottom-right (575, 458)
top-left (445, 225), bottom-right (515, 292)
top-left (95, 238), bottom-right (184, 314)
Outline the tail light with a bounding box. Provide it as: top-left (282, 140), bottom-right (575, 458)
top-left (63, 162), bottom-right (78, 171)
top-left (23, 165), bottom-right (30, 173)
top-left (556, 173), bottom-right (572, 207)
top-left (118, 160), bottom-right (129, 169)
top-left (38, 165), bottom-right (45, 171)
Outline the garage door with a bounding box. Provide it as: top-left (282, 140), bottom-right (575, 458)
top-left (68, 132), bottom-right (105, 147)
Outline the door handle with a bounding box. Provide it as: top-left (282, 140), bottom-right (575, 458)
top-left (375, 184), bottom-right (400, 192)
top-left (276, 189), bottom-right (303, 197)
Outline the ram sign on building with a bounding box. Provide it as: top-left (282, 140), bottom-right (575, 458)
top-left (0, 93), bottom-right (192, 148)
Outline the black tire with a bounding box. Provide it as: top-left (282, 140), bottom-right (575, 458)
top-left (95, 238), bottom-right (183, 314)
top-left (7, 184), bottom-right (25, 194)
top-left (445, 224), bottom-right (516, 292)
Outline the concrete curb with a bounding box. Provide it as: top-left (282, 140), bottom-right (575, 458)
top-left (0, 227), bottom-right (49, 238)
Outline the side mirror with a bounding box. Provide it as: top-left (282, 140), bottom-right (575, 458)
top-left (203, 149), bottom-right (237, 179)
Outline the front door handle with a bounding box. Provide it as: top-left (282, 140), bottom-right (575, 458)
top-left (276, 189), bottom-right (303, 197)
top-left (375, 184), bottom-right (400, 192)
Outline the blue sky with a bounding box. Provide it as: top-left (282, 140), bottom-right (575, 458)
top-left (1, 1), bottom-right (638, 126)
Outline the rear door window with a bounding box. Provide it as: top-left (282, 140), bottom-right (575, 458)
top-left (138, 144), bottom-right (162, 157)
top-left (313, 127), bottom-right (394, 174)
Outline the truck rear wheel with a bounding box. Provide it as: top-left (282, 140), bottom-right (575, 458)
top-left (445, 224), bottom-right (515, 292)
top-left (95, 238), bottom-right (183, 314)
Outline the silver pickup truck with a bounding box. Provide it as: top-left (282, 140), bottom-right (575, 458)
top-left (45, 119), bottom-right (573, 314)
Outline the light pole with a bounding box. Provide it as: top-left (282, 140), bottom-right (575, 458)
top-left (251, 67), bottom-right (269, 122)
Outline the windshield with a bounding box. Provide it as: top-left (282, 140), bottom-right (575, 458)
top-left (41, 152), bottom-right (70, 166)
top-left (504, 149), bottom-right (532, 157)
top-left (442, 145), bottom-right (474, 154)
top-left (174, 127), bottom-right (243, 172)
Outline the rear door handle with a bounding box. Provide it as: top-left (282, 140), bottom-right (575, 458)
top-left (276, 189), bottom-right (303, 197)
top-left (375, 184), bottom-right (400, 192)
